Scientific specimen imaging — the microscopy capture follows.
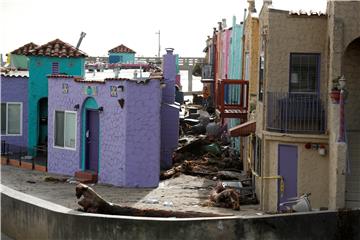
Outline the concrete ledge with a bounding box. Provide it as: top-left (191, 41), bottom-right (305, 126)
top-left (1, 184), bottom-right (359, 240)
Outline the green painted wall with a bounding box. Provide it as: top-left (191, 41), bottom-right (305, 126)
top-left (80, 97), bottom-right (99, 171)
top-left (28, 56), bottom-right (85, 149)
top-left (10, 54), bottom-right (29, 69)
top-left (108, 53), bottom-right (135, 64)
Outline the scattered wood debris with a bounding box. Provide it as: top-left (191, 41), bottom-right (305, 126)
top-left (75, 183), bottom-right (228, 218)
top-left (205, 182), bottom-right (240, 210)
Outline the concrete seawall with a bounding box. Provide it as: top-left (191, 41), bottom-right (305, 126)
top-left (1, 185), bottom-right (359, 240)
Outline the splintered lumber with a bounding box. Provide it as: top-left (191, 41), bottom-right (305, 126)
top-left (207, 182), bottom-right (240, 210)
top-left (75, 183), bottom-right (226, 218)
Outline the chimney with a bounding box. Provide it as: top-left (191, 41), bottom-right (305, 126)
top-left (222, 18), bottom-right (227, 29)
top-left (248, 0), bottom-right (256, 13)
top-left (263, 0), bottom-right (272, 8)
top-left (218, 22), bottom-right (222, 31)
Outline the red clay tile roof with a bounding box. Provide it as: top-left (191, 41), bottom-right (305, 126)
top-left (10, 42), bottom-right (39, 55)
top-left (27, 39), bottom-right (88, 58)
top-left (108, 44), bottom-right (136, 54)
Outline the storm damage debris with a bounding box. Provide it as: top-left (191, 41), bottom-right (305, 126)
top-left (75, 183), bottom-right (227, 218)
top-left (161, 138), bottom-right (244, 180)
top-left (206, 182), bottom-right (240, 210)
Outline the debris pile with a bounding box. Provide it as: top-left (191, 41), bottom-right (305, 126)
top-left (75, 183), bottom-right (226, 218)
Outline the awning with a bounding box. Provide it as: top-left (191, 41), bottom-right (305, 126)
top-left (229, 120), bottom-right (256, 137)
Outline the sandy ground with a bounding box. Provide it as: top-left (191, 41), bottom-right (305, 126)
top-left (0, 165), bottom-right (263, 217)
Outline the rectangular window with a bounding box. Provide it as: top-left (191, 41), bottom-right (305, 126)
top-left (1, 103), bottom-right (6, 135)
top-left (54, 110), bottom-right (76, 149)
top-left (290, 53), bottom-right (320, 93)
top-left (52, 62), bottom-right (59, 74)
top-left (258, 55), bottom-right (264, 101)
top-left (0, 102), bottom-right (22, 136)
top-left (244, 52), bottom-right (250, 81)
top-left (255, 137), bottom-right (262, 175)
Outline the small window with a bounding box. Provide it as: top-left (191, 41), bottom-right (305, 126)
top-left (54, 110), bottom-right (76, 149)
top-left (52, 62), bottom-right (59, 74)
top-left (258, 54), bottom-right (265, 101)
top-left (0, 102), bottom-right (22, 136)
top-left (255, 137), bottom-right (262, 175)
top-left (290, 53), bottom-right (320, 93)
top-left (244, 52), bottom-right (250, 81)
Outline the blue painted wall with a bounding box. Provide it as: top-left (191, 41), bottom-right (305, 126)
top-left (228, 16), bottom-right (244, 152)
top-left (108, 53), bottom-right (135, 64)
top-left (28, 56), bottom-right (85, 149)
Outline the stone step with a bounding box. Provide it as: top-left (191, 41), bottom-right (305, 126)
top-left (75, 171), bottom-right (98, 184)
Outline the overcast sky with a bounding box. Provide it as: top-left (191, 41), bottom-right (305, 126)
top-left (0, 0), bottom-right (327, 58)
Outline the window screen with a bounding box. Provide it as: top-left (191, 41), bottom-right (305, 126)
top-left (290, 54), bottom-right (319, 93)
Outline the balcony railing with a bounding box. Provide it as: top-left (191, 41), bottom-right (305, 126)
top-left (216, 79), bottom-right (249, 121)
top-left (267, 92), bottom-right (326, 134)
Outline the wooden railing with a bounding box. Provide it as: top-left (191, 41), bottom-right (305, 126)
top-left (216, 79), bottom-right (249, 121)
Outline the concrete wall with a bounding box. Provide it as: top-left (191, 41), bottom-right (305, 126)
top-left (0, 75), bottom-right (28, 147)
top-left (2, 185), bottom-right (359, 240)
top-left (47, 77), bottom-right (161, 187)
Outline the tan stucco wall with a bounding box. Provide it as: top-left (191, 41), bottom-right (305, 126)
top-left (266, 9), bottom-right (328, 94)
top-left (260, 132), bottom-right (330, 212)
top-left (244, 14), bottom-right (260, 97)
top-left (326, 0), bottom-right (360, 209)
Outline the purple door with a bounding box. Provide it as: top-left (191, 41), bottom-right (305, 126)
top-left (278, 144), bottom-right (298, 210)
top-left (85, 110), bottom-right (99, 172)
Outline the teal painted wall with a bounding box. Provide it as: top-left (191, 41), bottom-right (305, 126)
top-left (80, 97), bottom-right (99, 171)
top-left (10, 54), bottom-right (29, 69)
top-left (28, 56), bottom-right (85, 149)
top-left (108, 53), bottom-right (135, 64)
top-left (228, 16), bottom-right (244, 152)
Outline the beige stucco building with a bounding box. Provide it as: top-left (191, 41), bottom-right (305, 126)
top-left (252, 0), bottom-right (360, 212)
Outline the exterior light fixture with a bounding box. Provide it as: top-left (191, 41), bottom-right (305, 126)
top-left (118, 99), bottom-right (125, 109)
top-left (338, 75), bottom-right (346, 90)
top-left (98, 106), bottom-right (104, 112)
top-left (74, 104), bottom-right (80, 111)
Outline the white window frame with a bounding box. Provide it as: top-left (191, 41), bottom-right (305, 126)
top-left (1, 102), bottom-right (23, 136)
top-left (53, 110), bottom-right (77, 151)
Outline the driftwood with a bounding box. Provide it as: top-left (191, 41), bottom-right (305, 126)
top-left (75, 183), bottom-right (226, 218)
top-left (207, 182), bottom-right (240, 210)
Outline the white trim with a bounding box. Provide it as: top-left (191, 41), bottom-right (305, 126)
top-left (53, 110), bottom-right (77, 151)
top-left (1, 102), bottom-right (23, 136)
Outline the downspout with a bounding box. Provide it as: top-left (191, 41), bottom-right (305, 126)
top-left (213, 28), bottom-right (218, 107)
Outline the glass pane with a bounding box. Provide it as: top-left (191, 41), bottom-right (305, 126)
top-left (1, 103), bottom-right (6, 134)
top-left (7, 103), bottom-right (21, 134)
top-left (64, 112), bottom-right (76, 148)
top-left (290, 54), bottom-right (319, 92)
top-left (55, 111), bottom-right (64, 147)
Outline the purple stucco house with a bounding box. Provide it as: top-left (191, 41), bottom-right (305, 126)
top-left (1, 71), bottom-right (29, 148)
top-left (47, 49), bottom-right (179, 187)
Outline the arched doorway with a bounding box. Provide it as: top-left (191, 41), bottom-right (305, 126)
top-left (81, 97), bottom-right (100, 172)
top-left (343, 37), bottom-right (360, 208)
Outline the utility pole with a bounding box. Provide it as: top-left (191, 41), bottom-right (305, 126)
top-left (155, 30), bottom-right (161, 57)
